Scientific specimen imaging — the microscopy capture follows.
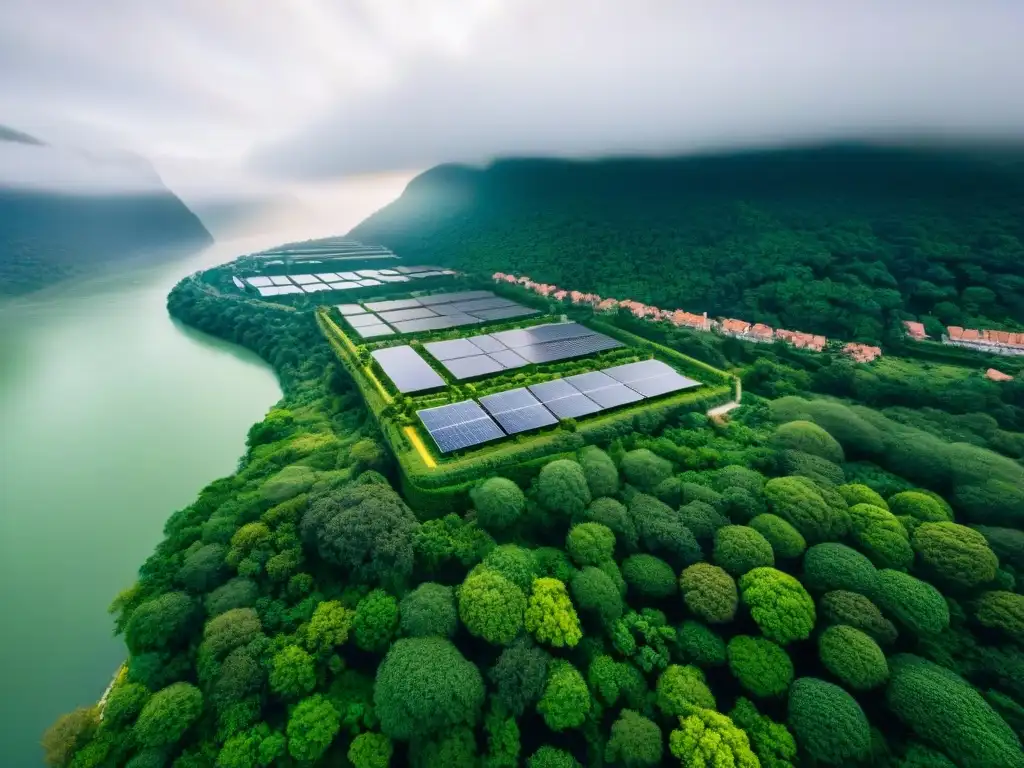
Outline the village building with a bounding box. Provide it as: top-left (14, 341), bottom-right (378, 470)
top-left (903, 320), bottom-right (928, 340)
top-left (945, 326), bottom-right (1024, 357)
top-left (986, 368), bottom-right (1014, 382)
top-left (843, 343), bottom-right (883, 363)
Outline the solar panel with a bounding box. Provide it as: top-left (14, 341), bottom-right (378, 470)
top-left (376, 275), bottom-right (411, 283)
top-left (270, 275), bottom-right (293, 286)
top-left (468, 335), bottom-right (508, 353)
top-left (377, 307), bottom-right (439, 323)
top-left (314, 273), bottom-right (342, 281)
top-left (365, 298), bottom-right (423, 312)
top-left (424, 338), bottom-right (483, 361)
top-left (346, 313), bottom-right (384, 328)
top-left (357, 270), bottom-right (382, 277)
top-left (604, 360), bottom-right (702, 397)
top-left (432, 302), bottom-right (479, 316)
top-left (371, 346), bottom-right (446, 393)
top-left (378, 269), bottom-right (400, 276)
top-left (330, 282), bottom-right (362, 290)
top-left (442, 354), bottom-right (506, 379)
top-left (563, 370), bottom-right (643, 409)
top-left (390, 317), bottom-right (456, 333)
top-left (408, 270), bottom-right (447, 278)
top-left (418, 290), bottom-right (495, 306)
top-left (358, 279), bottom-right (383, 286)
top-left (479, 388), bottom-right (558, 434)
top-left (528, 379), bottom-right (603, 419)
top-left (395, 266), bottom-right (433, 274)
top-left (291, 274), bottom-right (322, 285)
top-left (515, 334), bottom-right (623, 364)
top-left (301, 283), bottom-right (333, 293)
top-left (246, 276), bottom-right (273, 287)
top-left (337, 272), bottom-right (361, 280)
top-left (449, 297), bottom-right (516, 313)
top-left (353, 323), bottom-right (395, 339)
top-left (232, 276), bottom-right (245, 289)
top-left (256, 286), bottom-right (282, 296)
top-left (337, 304), bottom-right (368, 315)
top-left (470, 306), bottom-right (541, 322)
top-left (488, 349), bottom-right (530, 369)
top-left (491, 322), bottom-right (596, 349)
top-left (417, 401), bottom-right (505, 453)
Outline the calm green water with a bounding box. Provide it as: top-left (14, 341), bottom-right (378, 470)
top-left (0, 238), bottom-right (287, 766)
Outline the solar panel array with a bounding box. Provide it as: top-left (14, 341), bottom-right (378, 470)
top-left (417, 358), bottom-right (703, 454)
top-left (422, 322), bottom-right (623, 380)
top-left (239, 265), bottom-right (457, 297)
top-left (338, 291), bottom-right (540, 338)
top-left (371, 346), bottom-right (446, 393)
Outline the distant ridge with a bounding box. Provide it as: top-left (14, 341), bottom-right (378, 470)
top-left (0, 124), bottom-right (45, 146)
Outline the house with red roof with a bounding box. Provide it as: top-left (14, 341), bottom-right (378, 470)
top-left (843, 343), bottom-right (882, 363)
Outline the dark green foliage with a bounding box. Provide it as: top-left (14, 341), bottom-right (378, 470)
top-left (489, 640), bottom-right (550, 716)
top-left (730, 697), bottom-right (798, 768)
top-left (629, 493), bottom-right (702, 567)
top-left (713, 525), bottom-right (775, 576)
top-left (612, 609), bottom-right (676, 673)
top-left (269, 645), bottom-right (316, 698)
top-left (604, 710), bottom-right (663, 767)
top-left (570, 566), bottom-right (624, 626)
top-left (974, 525), bottom-right (1024, 570)
top-left (727, 635), bottom-right (794, 698)
top-left (749, 514), bottom-right (806, 559)
top-left (874, 570), bottom-right (950, 635)
top-left (818, 625), bottom-right (889, 690)
top-left (410, 726), bottom-right (477, 768)
top-left (42, 707), bottom-right (98, 768)
top-left (102, 683), bottom-right (149, 731)
top-left (620, 448), bottom-right (672, 491)
top-left (887, 654), bottom-right (1024, 768)
top-left (838, 483), bottom-right (889, 510)
top-left (210, 646), bottom-right (263, 711)
top-left (483, 709), bottom-right (520, 768)
top-left (124, 592), bottom-right (197, 655)
top-left (177, 543), bottom-right (230, 593)
top-left (656, 664), bottom-right (716, 715)
top-left (788, 678), bottom-right (871, 764)
top-left (286, 694), bottom-right (340, 762)
top-left (820, 590), bottom-right (899, 645)
top-left (301, 482), bottom-right (419, 591)
top-left (679, 563), bottom-right (738, 623)
top-left (458, 568), bottom-right (526, 645)
top-left (538, 660), bottom-right (590, 731)
top-left (566, 522), bottom-right (615, 567)
top-left (780, 449), bottom-right (846, 487)
top-left (413, 514), bottom-right (496, 577)
top-left (399, 583), bottom-right (457, 638)
top-left (374, 638), bottom-right (485, 740)
top-left (764, 476), bottom-right (848, 544)
top-left (680, 481), bottom-right (726, 508)
top-left (348, 732), bottom-right (393, 768)
top-left (528, 746), bottom-right (580, 768)
top-left (911, 522), bottom-right (999, 588)
top-left (955, 478), bottom-right (1024, 527)
top-left (710, 465), bottom-right (767, 495)
top-left (678, 500), bottom-right (729, 544)
top-left (739, 567), bottom-right (816, 645)
top-left (803, 542), bottom-right (880, 596)
top-left (575, 497), bottom-right (637, 551)
top-left (483, 545), bottom-right (538, 591)
top-left (578, 445), bottom-right (620, 498)
top-left (653, 475), bottom-right (684, 507)
top-left (204, 577), bottom-right (259, 617)
top-left (536, 459), bottom-right (592, 517)
top-left (974, 591), bottom-right (1024, 643)
top-left (622, 554), bottom-right (677, 600)
top-left (133, 683), bottom-right (203, 749)
top-left (772, 420), bottom-right (845, 464)
top-left (472, 477), bottom-right (526, 531)
top-left (675, 620), bottom-right (726, 667)
top-left (889, 491), bottom-right (952, 523)
top-left (848, 502), bottom-right (915, 570)
top-left (533, 546), bottom-right (576, 583)
top-left (353, 589), bottom-right (399, 653)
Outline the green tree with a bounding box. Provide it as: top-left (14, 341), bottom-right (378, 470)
top-left (911, 522), bottom-right (999, 588)
top-left (570, 566), bottom-right (624, 626)
top-left (525, 577), bottom-right (582, 648)
top-left (679, 563), bottom-right (738, 623)
top-left (458, 567), bottom-right (526, 645)
top-left (579, 445), bottom-right (620, 498)
top-left (216, 724), bottom-right (285, 768)
top-left (819, 590), bottom-right (898, 645)
top-left (630, 494), bottom-right (702, 567)
top-left (133, 683), bottom-right (203, 749)
top-left (102, 683), bottom-right (149, 731)
top-left (538, 661), bottom-right (590, 731)
top-left (838, 483), bottom-right (889, 510)
top-left (472, 477), bottom-right (526, 531)
top-left (771, 420), bottom-right (845, 463)
top-left (286, 694), bottom-right (340, 762)
top-left (200, 607), bottom-right (262, 662)
top-left (675, 621), bottom-right (726, 667)
top-left (764, 476), bottom-right (848, 544)
top-left (668, 706), bottom-right (759, 768)
top-left (748, 514), bottom-right (806, 559)
top-left (269, 645), bottom-right (316, 699)
top-left (713, 525), bottom-right (775, 576)
top-left (536, 459), bottom-right (591, 517)
top-left (353, 589), bottom-right (399, 653)
top-left (620, 448), bottom-right (673, 491)
top-left (528, 746), bottom-right (581, 768)
top-left (124, 592), bottom-right (198, 655)
top-left (305, 600), bottom-right (353, 656)
top-left (739, 568), bottom-right (816, 645)
top-left (847, 503), bottom-right (914, 571)
top-left (873, 569), bottom-right (950, 635)
top-left (205, 578), bottom-right (259, 617)
top-left (605, 710), bottom-right (663, 767)
top-left (399, 583), bottom-right (456, 638)
top-left (974, 591), bottom-right (1024, 643)
top-left (727, 635), bottom-right (794, 698)
top-left (374, 638), bottom-right (485, 740)
top-left (42, 707), bottom-right (97, 768)
top-left (889, 491), bottom-right (952, 522)
top-left (622, 554), bottom-right (677, 600)
top-left (348, 732), bottom-right (393, 768)
top-left (787, 678), bottom-right (871, 765)
top-left (566, 522), bottom-right (615, 567)
top-left (802, 542), bottom-right (880, 597)
top-left (483, 708), bottom-right (520, 768)
top-left (482, 545), bottom-right (538, 591)
top-left (575, 497), bottom-right (637, 551)
top-left (677, 501), bottom-right (729, 544)
top-left (818, 625), bottom-right (888, 690)
top-left (178, 543), bottom-right (230, 593)
top-left (656, 664), bottom-right (715, 716)
top-left (489, 640), bottom-right (550, 716)
top-left (729, 697), bottom-right (797, 768)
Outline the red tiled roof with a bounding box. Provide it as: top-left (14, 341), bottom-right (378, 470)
top-left (843, 343), bottom-right (882, 363)
top-left (987, 368), bottom-right (1013, 382)
top-left (903, 320), bottom-right (927, 339)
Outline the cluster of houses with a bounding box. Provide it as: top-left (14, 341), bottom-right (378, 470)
top-left (902, 321), bottom-right (1017, 380)
top-left (492, 272), bottom-right (883, 363)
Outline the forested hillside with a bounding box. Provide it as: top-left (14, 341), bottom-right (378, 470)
top-left (349, 146), bottom-right (1024, 343)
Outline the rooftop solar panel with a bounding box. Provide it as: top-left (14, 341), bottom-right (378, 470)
top-left (337, 304), bottom-right (368, 315)
top-left (424, 338), bottom-right (483, 361)
top-left (528, 379), bottom-right (603, 419)
top-left (488, 349), bottom-right (530, 369)
top-left (418, 290), bottom-right (495, 306)
top-left (377, 307), bottom-right (439, 323)
top-left (515, 334), bottom-right (623, 364)
top-left (245, 276), bottom-right (273, 287)
top-left (358, 279), bottom-right (383, 287)
top-left (491, 322), bottom-right (596, 348)
top-left (365, 298), bottom-right (422, 312)
top-left (270, 275), bottom-right (293, 286)
top-left (353, 323), bottom-right (395, 339)
top-left (371, 346), bottom-right (446, 393)
top-left (291, 274), bottom-right (322, 285)
top-left (346, 313), bottom-right (384, 328)
top-left (417, 401), bottom-right (505, 453)
top-left (468, 335), bottom-right (508, 353)
top-left (470, 306), bottom-right (541, 322)
top-left (442, 354), bottom-right (506, 379)
top-left (479, 388), bottom-right (558, 434)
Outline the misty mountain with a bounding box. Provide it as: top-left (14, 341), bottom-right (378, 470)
top-left (348, 144), bottom-right (1024, 344)
top-left (0, 126), bottom-right (212, 296)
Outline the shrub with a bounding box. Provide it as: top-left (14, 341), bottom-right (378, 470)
top-left (578, 445), bottom-right (620, 498)
top-left (525, 578), bottom-right (582, 648)
top-left (727, 635), bottom-right (794, 698)
top-left (489, 640), bottom-right (550, 716)
top-left (889, 491), bottom-right (952, 523)
top-left (528, 747), bottom-right (580, 768)
top-left (819, 591), bottom-right (898, 645)
top-left (575, 497), bottom-right (637, 550)
top-left (536, 459), bottom-right (591, 518)
top-left (974, 591), bottom-right (1024, 643)
top-left (887, 654), bottom-right (1024, 768)
top-left (286, 695), bottom-right (340, 762)
top-left (873, 570), bottom-right (950, 635)
top-left (482, 545), bottom-right (539, 591)
top-left (589, 655), bottom-right (646, 708)
top-left (974, 525), bottom-right (1024, 570)
top-left (678, 501), bottom-right (729, 544)
top-left (620, 449), bottom-right (673, 491)
top-left (622, 554), bottom-right (677, 600)
top-left (472, 477), bottom-right (526, 531)
top-left (611, 609), bottom-right (676, 673)
top-left (374, 638), bottom-right (484, 740)
top-left (42, 707), bottom-right (97, 767)
top-left (788, 678), bottom-right (871, 764)
top-left (604, 710), bottom-right (663, 767)
top-left (668, 706), bottom-right (759, 767)
top-left (710, 465), bottom-right (767, 495)
top-left (738, 568), bottom-right (815, 645)
top-left (749, 514), bottom-right (806, 559)
top-left (533, 547), bottom-right (576, 584)
top-left (729, 697), bottom-right (798, 768)
top-left (305, 600), bottom-right (353, 656)
top-left (630, 494), bottom-right (702, 567)
top-left (713, 525), bottom-right (775, 576)
top-left (675, 621), bottom-right (726, 667)
top-left (679, 563), bottom-right (737, 623)
top-left (838, 483), bottom-right (888, 510)
top-left (780, 450), bottom-right (846, 487)
top-left (656, 664), bottom-right (716, 716)
top-left (653, 476), bottom-right (684, 507)
top-left (954, 478), bottom-right (1024, 527)
top-left (847, 503), bottom-right (914, 571)
top-left (348, 732), bottom-right (393, 768)
top-left (269, 645), bottom-right (316, 698)
top-left (538, 661), bottom-right (590, 731)
top-left (458, 568), bottom-right (526, 646)
top-left (566, 523), bottom-right (615, 567)
top-left (802, 543), bottom-right (880, 597)
top-left (818, 625), bottom-right (888, 690)
top-left (570, 566), bottom-right (624, 626)
top-left (133, 683), bottom-right (203, 748)
top-left (178, 543), bottom-right (230, 593)
top-left (681, 482), bottom-right (726, 509)
top-left (772, 420), bottom-right (845, 463)
top-left (400, 583), bottom-right (456, 638)
top-left (353, 590), bottom-right (399, 653)
top-left (911, 523), bottom-right (999, 589)
top-left (764, 476), bottom-right (848, 544)
top-left (722, 487), bottom-right (765, 524)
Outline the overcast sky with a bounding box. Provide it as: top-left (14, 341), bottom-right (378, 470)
top-left (1, 0), bottom-right (1022, 194)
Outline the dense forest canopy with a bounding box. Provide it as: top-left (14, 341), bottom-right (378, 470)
top-left (350, 145), bottom-right (1024, 343)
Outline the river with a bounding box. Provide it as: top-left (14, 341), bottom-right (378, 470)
top-left (0, 236), bottom-right (300, 766)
